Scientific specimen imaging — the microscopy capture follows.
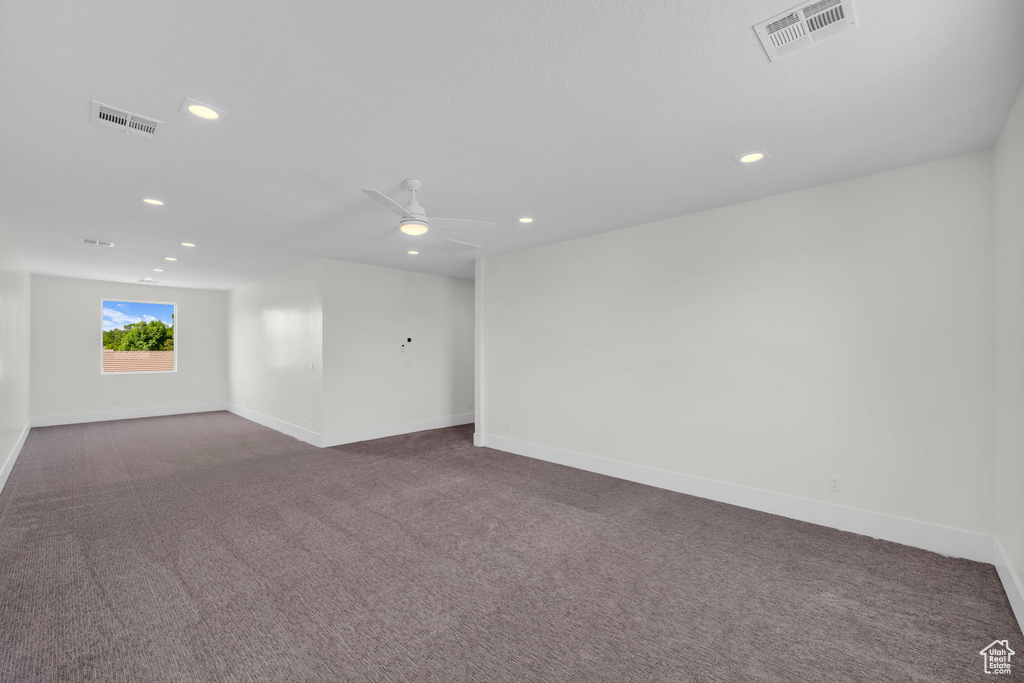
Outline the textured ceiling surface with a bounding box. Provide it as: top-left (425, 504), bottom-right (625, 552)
top-left (1, 0), bottom-right (1023, 288)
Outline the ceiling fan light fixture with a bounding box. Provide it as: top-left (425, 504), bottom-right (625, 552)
top-left (362, 180), bottom-right (494, 240)
top-left (399, 220), bottom-right (429, 236)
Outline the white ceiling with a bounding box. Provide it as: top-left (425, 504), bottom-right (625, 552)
top-left (1, 0), bottom-right (1022, 289)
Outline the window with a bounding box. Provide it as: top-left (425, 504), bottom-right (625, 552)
top-left (101, 300), bottom-right (176, 373)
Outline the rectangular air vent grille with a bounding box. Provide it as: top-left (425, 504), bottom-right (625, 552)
top-left (807, 6), bottom-right (844, 33)
top-left (804, 0), bottom-right (846, 37)
top-left (128, 117), bottom-right (158, 136)
top-left (81, 238), bottom-right (115, 247)
top-left (765, 12), bottom-right (801, 36)
top-left (802, 0), bottom-right (842, 18)
top-left (754, 0), bottom-right (855, 62)
top-left (97, 107), bottom-right (128, 127)
top-left (765, 14), bottom-right (807, 52)
top-left (90, 101), bottom-right (162, 138)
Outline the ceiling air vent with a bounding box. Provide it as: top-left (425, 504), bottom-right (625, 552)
top-left (422, 239), bottom-right (482, 255)
top-left (754, 0), bottom-right (856, 62)
top-left (81, 238), bottom-right (115, 247)
top-left (90, 101), bottom-right (163, 138)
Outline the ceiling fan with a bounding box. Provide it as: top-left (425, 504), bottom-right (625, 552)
top-left (361, 179), bottom-right (495, 236)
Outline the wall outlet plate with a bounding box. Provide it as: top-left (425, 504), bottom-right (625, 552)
top-left (828, 476), bottom-right (841, 492)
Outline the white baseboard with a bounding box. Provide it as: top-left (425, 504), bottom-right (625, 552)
top-left (226, 404), bottom-right (323, 447)
top-left (31, 402), bottom-right (229, 428)
top-left (226, 406), bottom-right (474, 449)
top-left (474, 432), bottom-right (486, 447)
top-left (322, 413), bottom-right (474, 448)
top-left (482, 434), bottom-right (994, 564)
top-left (0, 420), bottom-right (32, 497)
top-left (994, 537), bottom-right (1024, 636)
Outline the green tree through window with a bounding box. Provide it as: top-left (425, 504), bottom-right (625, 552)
top-left (105, 319), bottom-right (173, 351)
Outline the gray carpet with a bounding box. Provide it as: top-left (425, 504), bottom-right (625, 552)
top-left (0, 412), bottom-right (1019, 682)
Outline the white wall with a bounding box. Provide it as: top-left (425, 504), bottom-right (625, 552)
top-left (30, 275), bottom-right (229, 422)
top-left (993, 85), bottom-right (1024, 611)
top-left (321, 259), bottom-right (474, 442)
top-left (228, 258), bottom-right (474, 445)
top-left (229, 260), bottom-right (324, 438)
top-left (480, 151), bottom-right (995, 535)
top-left (0, 219), bottom-right (31, 482)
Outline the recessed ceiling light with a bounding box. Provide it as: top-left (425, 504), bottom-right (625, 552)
top-left (164, 257), bottom-right (177, 261)
top-left (408, 250), bottom-right (419, 255)
top-left (142, 198), bottom-right (164, 206)
top-left (518, 217), bottom-right (534, 223)
top-left (735, 149), bottom-right (768, 164)
top-left (152, 268), bottom-right (164, 272)
top-left (139, 277), bottom-right (157, 283)
top-left (188, 105), bottom-right (218, 120)
top-left (180, 242), bottom-right (196, 247)
top-left (180, 97), bottom-right (225, 121)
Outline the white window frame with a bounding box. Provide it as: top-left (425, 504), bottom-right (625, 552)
top-left (100, 299), bottom-right (178, 375)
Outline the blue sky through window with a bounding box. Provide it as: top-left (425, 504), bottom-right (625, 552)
top-left (102, 301), bottom-right (175, 331)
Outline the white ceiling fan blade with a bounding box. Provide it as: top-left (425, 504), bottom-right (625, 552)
top-left (430, 217), bottom-right (496, 230)
top-left (362, 189), bottom-right (413, 219)
top-left (368, 226), bottom-right (401, 244)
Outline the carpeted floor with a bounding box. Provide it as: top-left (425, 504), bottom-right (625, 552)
top-left (0, 412), bottom-right (1019, 682)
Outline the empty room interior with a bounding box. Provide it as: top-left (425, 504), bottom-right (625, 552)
top-left (1, 1), bottom-right (1023, 681)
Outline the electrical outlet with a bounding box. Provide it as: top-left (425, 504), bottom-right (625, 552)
top-left (470, 400), bottom-right (475, 410)
top-left (828, 476), bottom-right (841, 493)
top-left (505, 421), bottom-right (512, 432)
